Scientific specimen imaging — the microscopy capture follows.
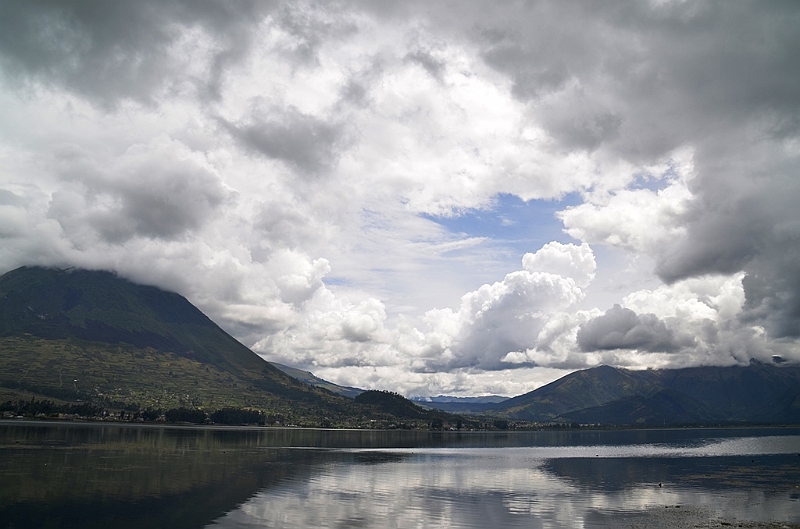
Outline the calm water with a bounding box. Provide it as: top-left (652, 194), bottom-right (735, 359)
top-left (1, 422), bottom-right (799, 528)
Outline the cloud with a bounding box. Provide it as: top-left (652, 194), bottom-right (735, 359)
top-left (405, 49), bottom-right (446, 81)
top-left (47, 138), bottom-right (230, 243)
top-left (219, 105), bottom-right (349, 175)
top-left (417, 245), bottom-right (591, 371)
top-left (622, 273), bottom-right (745, 324)
top-left (652, 151), bottom-right (800, 339)
top-left (522, 242), bottom-right (596, 288)
top-left (577, 304), bottom-right (693, 353)
top-left (271, 253), bottom-right (330, 306)
top-left (255, 285), bottom-right (398, 369)
top-left (558, 150), bottom-right (694, 253)
top-left (0, 0), bottom-right (272, 106)
top-left (256, 243), bottom-right (596, 380)
top-left (251, 199), bottom-right (321, 258)
top-left (461, 1), bottom-right (800, 346)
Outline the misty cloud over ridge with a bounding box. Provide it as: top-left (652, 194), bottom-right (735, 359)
top-left (1, 0), bottom-right (799, 397)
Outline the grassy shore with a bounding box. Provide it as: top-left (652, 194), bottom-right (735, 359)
top-left (616, 505), bottom-right (800, 528)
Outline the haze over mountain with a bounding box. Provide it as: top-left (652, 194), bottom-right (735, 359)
top-left (270, 362), bottom-right (364, 399)
top-left (410, 395), bottom-right (509, 415)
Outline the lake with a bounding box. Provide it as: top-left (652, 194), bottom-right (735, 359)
top-left (1, 422), bottom-right (799, 528)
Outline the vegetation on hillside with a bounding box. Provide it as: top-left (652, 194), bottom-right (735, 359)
top-left (491, 362), bottom-right (800, 425)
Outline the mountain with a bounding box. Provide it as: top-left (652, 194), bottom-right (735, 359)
top-left (491, 363), bottom-right (800, 425)
top-left (557, 388), bottom-right (717, 425)
top-left (0, 266), bottom-right (472, 429)
top-left (492, 365), bottom-right (659, 421)
top-left (270, 362), bottom-right (364, 399)
top-left (355, 390), bottom-right (438, 420)
top-left (0, 266), bottom-right (358, 423)
top-left (411, 395), bottom-right (508, 414)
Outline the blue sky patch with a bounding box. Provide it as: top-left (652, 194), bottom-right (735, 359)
top-left (423, 193), bottom-right (581, 256)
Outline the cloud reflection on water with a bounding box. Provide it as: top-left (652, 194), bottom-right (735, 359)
top-left (209, 439), bottom-right (800, 529)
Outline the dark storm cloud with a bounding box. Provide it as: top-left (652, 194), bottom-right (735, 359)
top-left (479, 27), bottom-right (580, 101)
top-left (451, 0), bottom-right (800, 341)
top-left (0, 0), bottom-right (274, 105)
top-left (48, 141), bottom-right (230, 243)
top-left (219, 107), bottom-right (349, 175)
top-left (577, 304), bottom-right (694, 353)
top-left (472, 1), bottom-right (800, 159)
top-left (654, 139), bottom-right (800, 338)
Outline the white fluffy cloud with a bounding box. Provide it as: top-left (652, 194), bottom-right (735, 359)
top-left (522, 241), bottom-right (596, 288)
top-left (415, 243), bottom-right (597, 372)
top-left (558, 150), bottom-right (694, 255)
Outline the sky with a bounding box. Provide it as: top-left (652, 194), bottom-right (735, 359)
top-left (1, 0), bottom-right (799, 398)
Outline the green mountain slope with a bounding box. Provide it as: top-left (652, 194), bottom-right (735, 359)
top-left (0, 266), bottom-right (354, 421)
top-left (492, 365), bottom-right (659, 421)
top-left (0, 266), bottom-right (272, 376)
top-left (492, 363), bottom-right (800, 425)
top-left (0, 266), bottom-right (474, 429)
top-left (557, 388), bottom-right (717, 425)
top-left (649, 363), bottom-right (800, 423)
top-left (352, 390), bottom-right (466, 428)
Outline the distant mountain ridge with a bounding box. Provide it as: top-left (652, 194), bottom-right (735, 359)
top-left (411, 395), bottom-right (509, 414)
top-left (491, 362), bottom-right (800, 425)
top-left (270, 362), bottom-right (364, 399)
top-left (414, 395), bottom-right (509, 404)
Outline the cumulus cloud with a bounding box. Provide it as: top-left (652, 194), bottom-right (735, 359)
top-left (522, 242), bottom-right (596, 288)
top-left (256, 286), bottom-right (397, 369)
top-left (622, 273), bottom-right (745, 324)
top-left (415, 244), bottom-right (591, 372)
top-left (602, 274), bottom-right (794, 368)
top-left (271, 253), bottom-right (330, 306)
top-left (558, 150), bottom-right (694, 253)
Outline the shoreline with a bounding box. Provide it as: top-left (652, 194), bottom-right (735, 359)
top-left (614, 504), bottom-right (800, 529)
top-left (3, 417), bottom-right (800, 434)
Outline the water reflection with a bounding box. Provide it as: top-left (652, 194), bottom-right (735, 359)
top-left (210, 450), bottom-right (800, 529)
top-left (1, 422), bottom-right (799, 529)
top-left (0, 423), bottom-right (337, 529)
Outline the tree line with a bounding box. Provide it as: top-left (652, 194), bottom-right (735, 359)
top-left (0, 399), bottom-right (266, 425)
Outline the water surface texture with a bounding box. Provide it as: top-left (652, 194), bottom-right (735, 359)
top-left (1, 422), bottom-right (798, 528)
